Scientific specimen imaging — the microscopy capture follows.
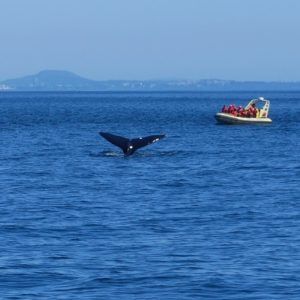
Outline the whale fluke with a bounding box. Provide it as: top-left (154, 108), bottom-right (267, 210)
top-left (99, 132), bottom-right (165, 156)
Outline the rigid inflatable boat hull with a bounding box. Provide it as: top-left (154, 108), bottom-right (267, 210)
top-left (215, 113), bottom-right (272, 124)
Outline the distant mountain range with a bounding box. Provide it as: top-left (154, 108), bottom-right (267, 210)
top-left (1, 70), bottom-right (300, 91)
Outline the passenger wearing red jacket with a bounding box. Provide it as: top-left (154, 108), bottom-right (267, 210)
top-left (222, 105), bottom-right (227, 113)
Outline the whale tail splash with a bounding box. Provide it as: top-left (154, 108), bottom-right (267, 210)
top-left (99, 132), bottom-right (165, 156)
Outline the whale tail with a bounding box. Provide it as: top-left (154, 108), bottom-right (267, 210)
top-left (99, 132), bottom-right (165, 155)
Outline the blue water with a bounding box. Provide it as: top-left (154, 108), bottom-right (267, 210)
top-left (1, 92), bottom-right (300, 299)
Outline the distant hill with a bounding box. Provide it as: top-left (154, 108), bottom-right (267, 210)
top-left (1, 70), bottom-right (300, 91)
top-left (1, 70), bottom-right (101, 91)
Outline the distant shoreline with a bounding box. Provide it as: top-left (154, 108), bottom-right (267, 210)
top-left (2, 70), bottom-right (300, 92)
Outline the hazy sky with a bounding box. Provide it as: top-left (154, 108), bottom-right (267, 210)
top-left (0, 0), bottom-right (299, 81)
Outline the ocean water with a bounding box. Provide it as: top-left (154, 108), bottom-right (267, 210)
top-left (1, 91), bottom-right (300, 299)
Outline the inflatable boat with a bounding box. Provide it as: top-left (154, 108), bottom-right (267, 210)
top-left (215, 97), bottom-right (272, 124)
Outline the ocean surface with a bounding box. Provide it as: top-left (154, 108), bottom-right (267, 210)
top-left (1, 91), bottom-right (300, 299)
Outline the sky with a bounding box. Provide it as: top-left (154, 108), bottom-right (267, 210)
top-left (0, 0), bottom-right (300, 81)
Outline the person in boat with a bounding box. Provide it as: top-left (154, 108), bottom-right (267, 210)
top-left (243, 107), bottom-right (248, 117)
top-left (222, 105), bottom-right (227, 113)
top-left (250, 103), bottom-right (258, 118)
top-left (233, 106), bottom-right (237, 116)
top-left (229, 104), bottom-right (237, 115)
top-left (237, 106), bottom-right (244, 117)
top-left (256, 108), bottom-right (260, 118)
